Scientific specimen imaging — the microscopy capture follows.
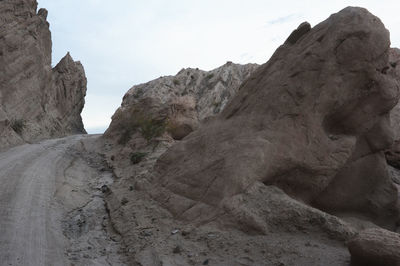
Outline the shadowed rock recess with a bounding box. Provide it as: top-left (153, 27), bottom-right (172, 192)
top-left (154, 6), bottom-right (400, 228)
top-left (0, 0), bottom-right (87, 149)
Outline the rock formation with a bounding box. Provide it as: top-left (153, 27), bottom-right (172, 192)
top-left (101, 6), bottom-right (400, 266)
top-left (122, 62), bottom-right (258, 120)
top-left (153, 6), bottom-right (400, 228)
top-left (104, 62), bottom-right (258, 142)
top-left (0, 0), bottom-right (87, 150)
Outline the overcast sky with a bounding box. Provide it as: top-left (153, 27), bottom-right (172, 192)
top-left (37, 0), bottom-right (400, 133)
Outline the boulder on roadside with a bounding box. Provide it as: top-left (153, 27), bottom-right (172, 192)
top-left (348, 228), bottom-right (400, 266)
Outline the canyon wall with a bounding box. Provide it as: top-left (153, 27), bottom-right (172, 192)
top-left (0, 0), bottom-right (87, 149)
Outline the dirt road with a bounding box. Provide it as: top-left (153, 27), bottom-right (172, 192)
top-left (0, 135), bottom-right (125, 266)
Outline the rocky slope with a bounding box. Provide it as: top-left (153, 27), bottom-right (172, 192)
top-left (104, 62), bottom-right (258, 142)
top-left (101, 6), bottom-right (400, 266)
top-left (0, 0), bottom-right (87, 150)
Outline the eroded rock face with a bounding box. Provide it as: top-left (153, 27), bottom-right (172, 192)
top-left (386, 49), bottom-right (400, 170)
top-left (104, 62), bottom-right (258, 142)
top-left (0, 0), bottom-right (87, 149)
top-left (348, 228), bottom-right (400, 266)
top-left (153, 7), bottom-right (400, 227)
top-left (51, 53), bottom-right (87, 134)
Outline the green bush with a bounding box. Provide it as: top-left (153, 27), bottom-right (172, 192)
top-left (130, 152), bottom-right (147, 164)
top-left (138, 118), bottom-right (166, 142)
top-left (117, 110), bottom-right (166, 145)
top-left (10, 119), bottom-right (26, 134)
top-left (173, 79), bottom-right (180, 86)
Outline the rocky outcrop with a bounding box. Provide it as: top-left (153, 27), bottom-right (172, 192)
top-left (122, 62), bottom-right (258, 120)
top-left (348, 228), bottom-right (400, 266)
top-left (50, 53), bottom-right (87, 134)
top-left (101, 6), bottom-right (400, 265)
top-left (0, 0), bottom-right (87, 150)
top-left (153, 7), bottom-right (400, 228)
top-left (104, 62), bottom-right (258, 141)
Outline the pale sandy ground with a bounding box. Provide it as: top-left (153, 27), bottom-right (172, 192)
top-left (0, 135), bottom-right (126, 266)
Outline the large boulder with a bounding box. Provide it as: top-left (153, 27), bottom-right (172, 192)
top-left (0, 0), bottom-right (87, 150)
top-left (348, 228), bottom-right (400, 266)
top-left (153, 7), bottom-right (400, 227)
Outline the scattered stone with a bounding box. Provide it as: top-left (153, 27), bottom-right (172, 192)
top-left (348, 228), bottom-right (400, 266)
top-left (173, 245), bottom-right (182, 254)
top-left (141, 230), bottom-right (152, 237)
top-left (121, 197), bottom-right (129, 205)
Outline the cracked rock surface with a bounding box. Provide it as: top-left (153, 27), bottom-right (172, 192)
top-left (0, 135), bottom-right (126, 265)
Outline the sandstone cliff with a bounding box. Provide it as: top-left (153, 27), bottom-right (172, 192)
top-left (0, 0), bottom-right (87, 150)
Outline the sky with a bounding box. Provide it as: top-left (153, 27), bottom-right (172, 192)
top-left (37, 0), bottom-right (400, 134)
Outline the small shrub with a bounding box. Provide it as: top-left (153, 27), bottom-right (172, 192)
top-left (138, 118), bottom-right (166, 142)
top-left (173, 79), bottom-right (180, 86)
top-left (10, 119), bottom-right (26, 134)
top-left (130, 152), bottom-right (147, 164)
top-left (116, 107), bottom-right (167, 145)
top-left (206, 73), bottom-right (214, 79)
